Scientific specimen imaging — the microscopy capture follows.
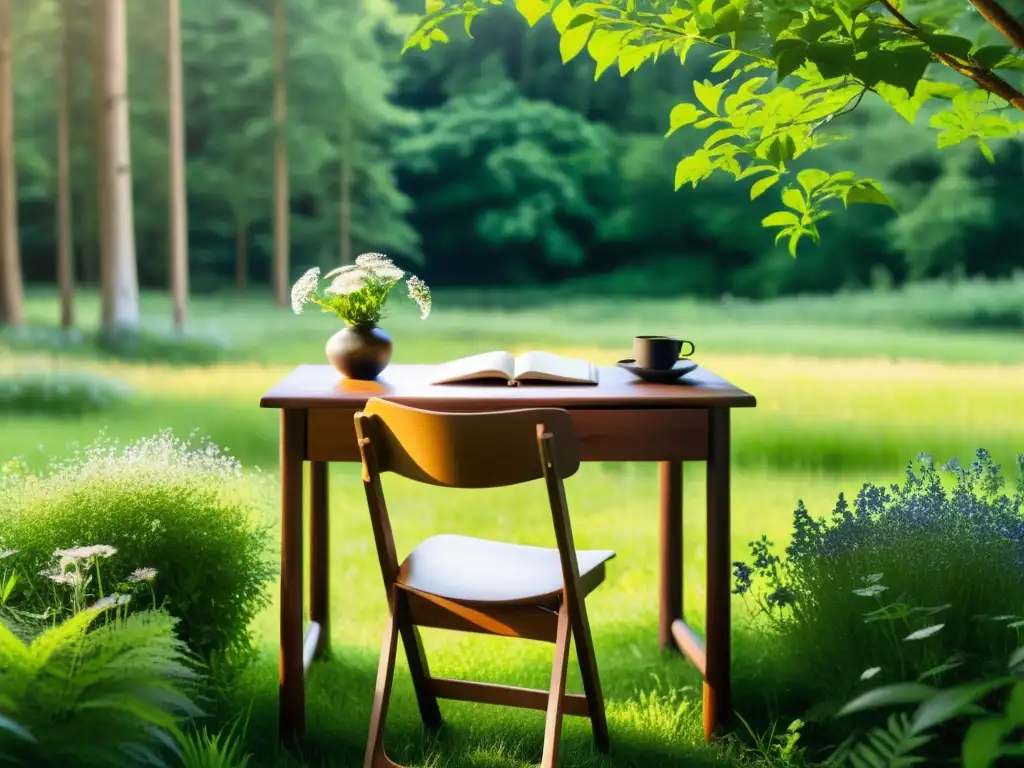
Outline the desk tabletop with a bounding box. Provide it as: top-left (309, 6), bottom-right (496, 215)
top-left (260, 364), bottom-right (756, 410)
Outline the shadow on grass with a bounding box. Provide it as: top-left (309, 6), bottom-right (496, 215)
top-left (215, 621), bottom-right (819, 767)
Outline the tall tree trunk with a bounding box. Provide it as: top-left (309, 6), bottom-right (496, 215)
top-left (0, 0), bottom-right (24, 327)
top-left (272, 0), bottom-right (289, 308)
top-left (93, 0), bottom-right (110, 313)
top-left (57, 0), bottom-right (74, 329)
top-left (96, 0), bottom-right (139, 333)
top-left (167, 0), bottom-right (187, 330)
top-left (235, 212), bottom-right (247, 293)
top-left (339, 113), bottom-right (352, 266)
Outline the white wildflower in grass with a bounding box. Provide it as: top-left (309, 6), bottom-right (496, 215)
top-left (54, 548), bottom-right (117, 573)
top-left (290, 252), bottom-right (432, 327)
top-left (406, 275), bottom-right (432, 320)
top-left (91, 593), bottom-right (131, 612)
top-left (128, 567), bottom-right (158, 584)
top-left (0, 548), bottom-right (17, 560)
top-left (40, 566), bottom-right (79, 587)
top-left (290, 266), bottom-right (321, 314)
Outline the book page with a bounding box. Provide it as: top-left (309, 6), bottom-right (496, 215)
top-left (513, 351), bottom-right (599, 385)
top-left (430, 351), bottom-right (515, 385)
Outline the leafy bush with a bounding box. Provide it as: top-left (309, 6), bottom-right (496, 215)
top-left (0, 602), bottom-right (202, 767)
top-left (0, 431), bottom-right (277, 668)
top-left (733, 449), bottom-right (1024, 717)
top-left (830, 644), bottom-right (1024, 767)
top-left (0, 371), bottom-right (133, 416)
top-left (95, 328), bottom-right (232, 366)
top-left (0, 325), bottom-right (232, 366)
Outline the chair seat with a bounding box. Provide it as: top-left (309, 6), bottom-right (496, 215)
top-left (397, 534), bottom-right (616, 606)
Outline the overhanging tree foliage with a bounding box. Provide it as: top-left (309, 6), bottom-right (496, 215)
top-left (406, 0), bottom-right (1024, 255)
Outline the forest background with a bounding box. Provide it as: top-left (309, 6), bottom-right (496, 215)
top-left (4, 0), bottom-right (1022, 312)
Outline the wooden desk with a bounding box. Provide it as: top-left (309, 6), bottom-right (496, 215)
top-left (260, 363), bottom-right (756, 746)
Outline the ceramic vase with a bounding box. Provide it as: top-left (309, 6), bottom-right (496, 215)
top-left (325, 324), bottom-right (392, 380)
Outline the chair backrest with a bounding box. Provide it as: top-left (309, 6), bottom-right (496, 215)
top-left (354, 398), bottom-right (580, 488)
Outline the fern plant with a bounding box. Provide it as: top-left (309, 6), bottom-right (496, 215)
top-left (0, 603), bottom-right (202, 767)
top-left (830, 645), bottom-right (1024, 767)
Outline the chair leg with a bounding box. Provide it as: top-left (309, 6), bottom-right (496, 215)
top-left (395, 590), bottom-right (443, 731)
top-left (571, 597), bottom-right (610, 753)
top-left (364, 603), bottom-right (402, 768)
top-left (541, 601), bottom-right (572, 768)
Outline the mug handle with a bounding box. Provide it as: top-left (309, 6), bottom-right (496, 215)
top-left (678, 340), bottom-right (695, 358)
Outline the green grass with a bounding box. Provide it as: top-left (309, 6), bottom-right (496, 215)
top-left (2, 287), bottom-right (1022, 767)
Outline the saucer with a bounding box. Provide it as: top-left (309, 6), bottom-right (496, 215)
top-left (617, 358), bottom-right (698, 383)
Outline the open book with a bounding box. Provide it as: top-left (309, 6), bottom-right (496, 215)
top-left (430, 351), bottom-right (599, 386)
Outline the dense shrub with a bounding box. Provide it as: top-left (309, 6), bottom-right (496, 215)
top-left (832, 643), bottom-right (1024, 766)
top-left (0, 431), bottom-right (277, 668)
top-left (734, 449), bottom-right (1024, 720)
top-left (0, 325), bottom-right (233, 366)
top-left (95, 328), bottom-right (232, 366)
top-left (0, 371), bottom-right (132, 415)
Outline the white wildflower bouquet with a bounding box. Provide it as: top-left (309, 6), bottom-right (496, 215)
top-left (290, 253), bottom-right (431, 327)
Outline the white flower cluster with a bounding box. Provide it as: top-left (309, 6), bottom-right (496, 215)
top-left (290, 252), bottom-right (432, 320)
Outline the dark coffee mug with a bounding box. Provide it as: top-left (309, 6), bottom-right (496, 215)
top-left (633, 335), bottom-right (696, 370)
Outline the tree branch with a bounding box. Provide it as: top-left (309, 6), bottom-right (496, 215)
top-left (968, 0), bottom-right (1024, 50)
top-left (880, 0), bottom-right (1024, 112)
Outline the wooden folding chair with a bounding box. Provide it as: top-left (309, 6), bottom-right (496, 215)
top-left (353, 398), bottom-right (614, 768)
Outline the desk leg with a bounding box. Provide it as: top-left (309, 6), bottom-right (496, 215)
top-left (658, 461), bottom-right (683, 650)
top-left (309, 461), bottom-right (329, 660)
top-left (704, 409), bottom-right (731, 742)
top-left (280, 410), bottom-right (306, 743)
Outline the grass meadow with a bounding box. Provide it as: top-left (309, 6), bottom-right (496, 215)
top-left (1, 287), bottom-right (1022, 767)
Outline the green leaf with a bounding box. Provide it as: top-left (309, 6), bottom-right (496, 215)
top-left (765, 135), bottom-right (797, 165)
top-left (587, 28), bottom-right (625, 80)
top-left (912, 680), bottom-right (1012, 735)
top-left (787, 229), bottom-right (803, 258)
top-left (694, 80), bottom-right (725, 115)
top-left (515, 0), bottom-right (553, 27)
top-left (1008, 646), bottom-right (1024, 669)
top-left (773, 38), bottom-right (808, 80)
top-left (750, 173), bottom-right (780, 199)
top-left (904, 623), bottom-right (944, 641)
top-left (761, 211), bottom-right (800, 228)
top-left (920, 33), bottom-right (973, 59)
top-left (797, 168), bottom-right (830, 196)
top-left (673, 150), bottom-right (713, 190)
top-left (550, 0), bottom-right (574, 33)
top-left (838, 683), bottom-right (938, 716)
top-left (705, 128), bottom-right (743, 148)
top-left (560, 22), bottom-right (594, 63)
top-left (844, 179), bottom-right (895, 208)
top-left (971, 45), bottom-right (1013, 69)
top-left (711, 49), bottom-right (742, 73)
top-left (807, 41), bottom-right (855, 79)
top-left (978, 140), bottom-right (995, 164)
top-left (0, 713), bottom-right (33, 743)
top-left (665, 103), bottom-right (705, 137)
top-left (781, 187), bottom-right (806, 213)
top-left (962, 718), bottom-right (1012, 768)
top-left (851, 46), bottom-right (932, 95)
